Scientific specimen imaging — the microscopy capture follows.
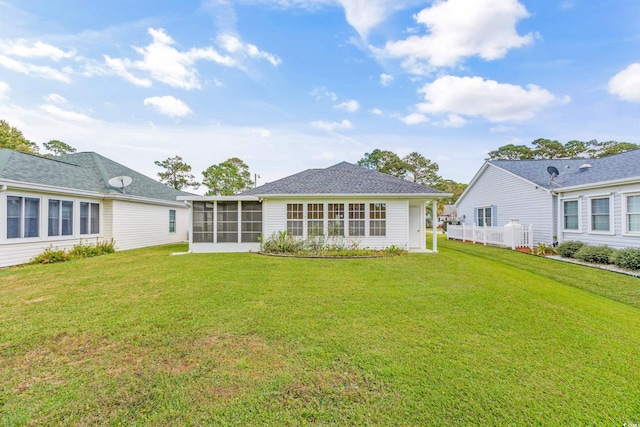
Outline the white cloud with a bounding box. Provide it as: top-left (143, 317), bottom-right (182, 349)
top-left (337, 0), bottom-right (417, 39)
top-left (44, 93), bottom-right (67, 104)
top-left (375, 0), bottom-right (534, 73)
top-left (489, 124), bottom-right (515, 133)
top-left (0, 39), bottom-right (75, 61)
top-left (218, 34), bottom-right (281, 66)
top-left (143, 95), bottom-right (193, 118)
top-left (40, 104), bottom-right (94, 122)
top-left (311, 86), bottom-right (338, 101)
top-left (369, 108), bottom-right (383, 115)
top-left (380, 73), bottom-right (394, 86)
top-left (105, 27), bottom-right (237, 90)
top-left (334, 99), bottom-right (360, 112)
top-left (608, 63), bottom-right (640, 102)
top-left (252, 128), bottom-right (272, 138)
top-left (441, 113), bottom-right (466, 127)
top-left (310, 119), bottom-right (353, 132)
top-left (0, 81), bottom-right (8, 99)
top-left (0, 54), bottom-right (72, 82)
top-left (400, 112), bottom-right (428, 125)
top-left (416, 75), bottom-right (557, 122)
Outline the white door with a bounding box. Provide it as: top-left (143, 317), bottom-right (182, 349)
top-left (409, 206), bottom-right (421, 249)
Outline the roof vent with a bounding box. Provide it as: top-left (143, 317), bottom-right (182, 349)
top-left (579, 163), bottom-right (592, 170)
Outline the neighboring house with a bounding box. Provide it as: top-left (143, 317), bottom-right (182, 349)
top-left (456, 148), bottom-right (640, 248)
top-left (178, 161), bottom-right (449, 253)
top-left (437, 204), bottom-right (457, 226)
top-left (0, 149), bottom-right (190, 267)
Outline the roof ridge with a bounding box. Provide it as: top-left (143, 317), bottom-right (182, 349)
top-left (0, 149), bottom-right (12, 175)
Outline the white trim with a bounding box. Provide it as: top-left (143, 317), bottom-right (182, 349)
top-left (587, 194), bottom-right (614, 235)
top-left (555, 176), bottom-right (640, 192)
top-left (559, 196), bottom-right (582, 233)
top-left (621, 192), bottom-right (640, 236)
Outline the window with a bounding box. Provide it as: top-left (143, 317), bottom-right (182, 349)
top-left (328, 203), bottom-right (345, 236)
top-left (7, 196), bottom-right (40, 238)
top-left (477, 207), bottom-right (492, 227)
top-left (217, 201), bottom-right (238, 243)
top-left (241, 201), bottom-right (262, 243)
top-left (563, 200), bottom-right (579, 230)
top-left (80, 202), bottom-right (100, 235)
top-left (169, 209), bottom-right (176, 233)
top-left (369, 203), bottom-right (386, 236)
top-left (590, 197), bottom-right (610, 232)
top-left (307, 203), bottom-right (324, 236)
top-left (193, 201), bottom-right (214, 242)
top-left (348, 203), bottom-right (365, 236)
top-left (48, 200), bottom-right (73, 236)
top-left (626, 195), bottom-right (640, 233)
top-left (287, 203), bottom-right (303, 236)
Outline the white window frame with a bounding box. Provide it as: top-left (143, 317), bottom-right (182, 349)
top-left (561, 197), bottom-right (582, 233)
top-left (6, 195), bottom-right (41, 239)
top-left (621, 192), bottom-right (640, 236)
top-left (587, 194), bottom-right (614, 235)
top-left (48, 198), bottom-right (74, 238)
top-left (79, 201), bottom-right (101, 236)
top-left (476, 206), bottom-right (492, 227)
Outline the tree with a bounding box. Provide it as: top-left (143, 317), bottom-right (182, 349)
top-left (488, 138), bottom-right (639, 160)
top-left (0, 120), bottom-right (39, 153)
top-left (487, 144), bottom-right (534, 160)
top-left (154, 156), bottom-right (199, 190)
top-left (357, 149), bottom-right (407, 178)
top-left (202, 157), bottom-right (252, 196)
top-left (43, 139), bottom-right (76, 156)
top-left (435, 179), bottom-right (468, 204)
top-left (403, 152), bottom-right (442, 186)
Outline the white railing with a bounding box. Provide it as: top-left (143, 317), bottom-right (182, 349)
top-left (446, 223), bottom-right (533, 250)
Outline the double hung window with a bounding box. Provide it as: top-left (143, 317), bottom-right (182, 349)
top-left (7, 196), bottom-right (40, 238)
top-left (369, 203), bottom-right (386, 236)
top-left (48, 200), bottom-right (73, 236)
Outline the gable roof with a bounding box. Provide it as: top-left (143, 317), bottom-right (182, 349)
top-left (241, 161), bottom-right (447, 197)
top-left (487, 148), bottom-right (640, 190)
top-left (0, 149), bottom-right (191, 202)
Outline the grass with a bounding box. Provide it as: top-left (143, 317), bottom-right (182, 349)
top-left (1, 237), bottom-right (640, 425)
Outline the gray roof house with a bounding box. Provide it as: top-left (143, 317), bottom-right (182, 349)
top-left (0, 149), bottom-right (191, 267)
top-left (178, 161), bottom-right (450, 253)
top-left (455, 148), bottom-right (640, 248)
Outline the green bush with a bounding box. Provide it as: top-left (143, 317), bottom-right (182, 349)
top-left (31, 247), bottom-right (69, 264)
top-left (574, 245), bottom-right (614, 264)
top-left (555, 240), bottom-right (585, 258)
top-left (610, 248), bottom-right (640, 271)
top-left (31, 239), bottom-right (116, 265)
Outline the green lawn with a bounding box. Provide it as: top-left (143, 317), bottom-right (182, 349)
top-left (1, 238), bottom-right (640, 425)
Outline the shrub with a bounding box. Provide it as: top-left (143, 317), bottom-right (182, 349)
top-left (610, 248), bottom-right (640, 271)
top-left (574, 245), bottom-right (614, 264)
top-left (555, 240), bottom-right (585, 258)
top-left (31, 247), bottom-right (68, 264)
top-left (31, 239), bottom-right (116, 265)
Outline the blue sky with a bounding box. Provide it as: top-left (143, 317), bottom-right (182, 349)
top-left (1, 0), bottom-right (639, 192)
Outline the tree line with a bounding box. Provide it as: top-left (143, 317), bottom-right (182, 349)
top-left (1, 119), bottom-right (77, 156)
top-left (487, 138), bottom-right (639, 160)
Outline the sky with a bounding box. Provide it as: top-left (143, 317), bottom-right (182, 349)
top-left (0, 0), bottom-right (639, 193)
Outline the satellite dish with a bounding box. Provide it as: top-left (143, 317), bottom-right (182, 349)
top-left (108, 176), bottom-right (133, 194)
top-left (547, 166), bottom-right (560, 177)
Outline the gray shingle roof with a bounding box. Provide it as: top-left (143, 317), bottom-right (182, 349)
top-left (489, 148), bottom-right (640, 189)
top-left (241, 161), bottom-right (445, 196)
top-left (0, 149), bottom-right (191, 202)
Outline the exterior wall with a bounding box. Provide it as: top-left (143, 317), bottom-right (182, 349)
top-left (110, 200), bottom-right (188, 251)
top-left (558, 183), bottom-right (640, 249)
top-left (0, 189), bottom-right (189, 268)
top-left (0, 189), bottom-right (106, 268)
top-left (262, 197), bottom-right (414, 250)
top-left (457, 166), bottom-right (555, 244)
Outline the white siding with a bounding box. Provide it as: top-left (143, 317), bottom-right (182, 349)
top-left (0, 190), bottom-right (189, 267)
top-left (559, 183), bottom-right (640, 249)
top-left (263, 198), bottom-right (412, 250)
top-left (457, 166), bottom-right (555, 244)
top-left (111, 200), bottom-right (188, 250)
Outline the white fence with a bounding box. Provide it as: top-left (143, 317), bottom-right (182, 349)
top-left (446, 223), bottom-right (533, 250)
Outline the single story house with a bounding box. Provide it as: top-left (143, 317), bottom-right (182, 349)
top-left (456, 148), bottom-right (640, 248)
top-left (0, 149), bottom-right (190, 267)
top-left (178, 161), bottom-right (450, 253)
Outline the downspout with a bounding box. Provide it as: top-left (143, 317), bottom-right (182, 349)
top-left (554, 192), bottom-right (562, 245)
